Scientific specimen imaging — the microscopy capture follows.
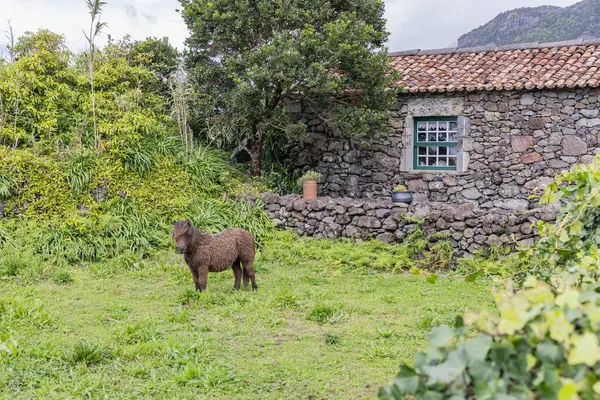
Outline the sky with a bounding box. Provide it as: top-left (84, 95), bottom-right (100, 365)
top-left (0, 0), bottom-right (582, 54)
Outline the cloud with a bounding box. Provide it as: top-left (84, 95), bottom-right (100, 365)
top-left (0, 0), bottom-right (582, 53)
top-left (124, 4), bottom-right (139, 22)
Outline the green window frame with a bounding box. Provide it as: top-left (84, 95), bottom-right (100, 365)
top-left (413, 117), bottom-right (458, 171)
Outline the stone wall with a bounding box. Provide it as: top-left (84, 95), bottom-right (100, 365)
top-left (288, 88), bottom-right (600, 211)
top-left (262, 193), bottom-right (559, 256)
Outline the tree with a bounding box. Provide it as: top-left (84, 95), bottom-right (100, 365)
top-left (83, 0), bottom-right (107, 152)
top-left (0, 30), bottom-right (79, 149)
top-left (180, 0), bottom-right (397, 176)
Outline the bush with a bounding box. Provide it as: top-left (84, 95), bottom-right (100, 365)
top-left (379, 273), bottom-right (600, 399)
top-left (380, 156), bottom-right (600, 399)
top-left (522, 155), bottom-right (600, 281)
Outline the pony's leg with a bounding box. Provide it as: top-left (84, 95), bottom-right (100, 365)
top-left (232, 259), bottom-right (242, 291)
top-left (197, 266), bottom-right (208, 292)
top-left (189, 266), bottom-right (200, 291)
top-left (242, 259), bottom-right (258, 291)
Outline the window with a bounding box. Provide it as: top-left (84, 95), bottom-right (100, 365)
top-left (413, 117), bottom-right (458, 171)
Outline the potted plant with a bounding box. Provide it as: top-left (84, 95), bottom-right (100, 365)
top-left (299, 170), bottom-right (322, 200)
top-left (392, 184), bottom-right (413, 205)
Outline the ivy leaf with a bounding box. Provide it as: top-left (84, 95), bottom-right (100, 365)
top-left (465, 269), bottom-right (485, 283)
top-left (569, 220), bottom-right (583, 236)
top-left (536, 341), bottom-right (563, 363)
top-left (557, 380), bottom-right (577, 400)
top-left (464, 335), bottom-right (492, 365)
top-left (568, 333), bottom-right (598, 367)
top-left (429, 326), bottom-right (453, 347)
top-left (469, 360), bottom-right (499, 383)
top-left (392, 366), bottom-right (419, 395)
top-left (426, 274), bottom-right (437, 284)
top-left (424, 349), bottom-right (466, 384)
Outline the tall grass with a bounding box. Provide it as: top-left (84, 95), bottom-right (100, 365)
top-left (63, 150), bottom-right (97, 195)
top-left (0, 174), bottom-right (13, 199)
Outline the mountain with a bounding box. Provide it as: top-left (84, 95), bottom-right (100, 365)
top-left (458, 0), bottom-right (600, 48)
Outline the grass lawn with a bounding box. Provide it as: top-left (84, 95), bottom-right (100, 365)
top-left (0, 235), bottom-right (495, 399)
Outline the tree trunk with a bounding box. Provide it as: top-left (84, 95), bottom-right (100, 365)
top-left (248, 126), bottom-right (263, 177)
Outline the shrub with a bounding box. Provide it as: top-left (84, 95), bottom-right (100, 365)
top-left (523, 155), bottom-right (600, 281)
top-left (379, 272), bottom-right (600, 399)
top-left (53, 270), bottom-right (74, 285)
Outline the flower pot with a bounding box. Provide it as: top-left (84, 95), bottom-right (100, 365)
top-left (303, 180), bottom-right (317, 200)
top-left (392, 191), bottom-right (413, 205)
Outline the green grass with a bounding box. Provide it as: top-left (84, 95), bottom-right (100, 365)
top-left (0, 235), bottom-right (495, 399)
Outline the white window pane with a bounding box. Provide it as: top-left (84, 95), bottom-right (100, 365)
top-left (449, 157), bottom-right (457, 167)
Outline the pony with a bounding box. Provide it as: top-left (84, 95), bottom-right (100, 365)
top-left (172, 221), bottom-right (257, 291)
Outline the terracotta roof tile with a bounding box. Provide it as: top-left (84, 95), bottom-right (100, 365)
top-left (390, 39), bottom-right (600, 93)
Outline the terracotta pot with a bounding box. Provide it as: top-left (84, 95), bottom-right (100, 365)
top-left (392, 191), bottom-right (413, 205)
top-left (303, 180), bottom-right (317, 200)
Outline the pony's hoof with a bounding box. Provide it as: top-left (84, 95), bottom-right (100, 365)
top-left (252, 287), bottom-right (258, 292)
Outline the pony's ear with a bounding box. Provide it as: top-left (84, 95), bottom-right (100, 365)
top-left (184, 220), bottom-right (191, 227)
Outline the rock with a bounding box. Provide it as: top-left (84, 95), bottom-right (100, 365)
top-left (498, 185), bottom-right (520, 198)
top-left (377, 233), bottom-right (396, 244)
top-left (375, 208), bottom-right (391, 219)
top-left (462, 187), bottom-right (482, 200)
top-left (581, 109), bottom-right (599, 118)
top-left (293, 199), bottom-right (308, 212)
top-left (356, 216), bottom-right (382, 229)
top-left (347, 207), bottom-right (365, 216)
top-left (528, 118), bottom-right (545, 130)
top-left (524, 177), bottom-right (553, 191)
top-left (548, 159), bottom-right (569, 169)
top-left (520, 94), bottom-right (535, 106)
top-left (562, 136), bottom-right (588, 156)
top-left (511, 136), bottom-right (534, 152)
top-left (383, 217), bottom-right (398, 231)
top-left (521, 152), bottom-right (542, 164)
top-left (335, 214), bottom-right (352, 225)
top-left (494, 199), bottom-right (530, 211)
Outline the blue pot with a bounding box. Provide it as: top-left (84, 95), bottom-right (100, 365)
top-left (392, 192), bottom-right (413, 205)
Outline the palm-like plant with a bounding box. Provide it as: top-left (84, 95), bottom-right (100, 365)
top-left (83, 0), bottom-right (107, 152)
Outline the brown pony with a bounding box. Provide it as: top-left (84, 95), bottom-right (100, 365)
top-left (172, 221), bottom-right (257, 291)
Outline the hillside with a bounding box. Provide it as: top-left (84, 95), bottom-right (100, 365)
top-left (458, 0), bottom-right (600, 48)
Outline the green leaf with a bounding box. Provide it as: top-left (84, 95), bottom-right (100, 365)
top-left (392, 366), bottom-right (419, 395)
top-left (569, 220), bottom-right (583, 236)
top-left (426, 274), bottom-right (437, 284)
top-left (568, 333), bottom-right (598, 367)
top-left (465, 269), bottom-right (485, 283)
top-left (429, 326), bottom-right (453, 347)
top-left (469, 360), bottom-right (499, 383)
top-left (424, 349), bottom-right (466, 384)
top-left (558, 381), bottom-right (577, 400)
top-left (535, 341), bottom-right (563, 363)
top-left (423, 391), bottom-right (444, 400)
top-left (464, 335), bottom-right (492, 365)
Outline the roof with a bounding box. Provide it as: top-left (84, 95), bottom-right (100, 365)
top-left (390, 39), bottom-right (600, 94)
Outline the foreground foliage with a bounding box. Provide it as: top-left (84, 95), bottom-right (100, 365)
top-left (380, 273), bottom-right (600, 399)
top-left (380, 157), bottom-right (600, 399)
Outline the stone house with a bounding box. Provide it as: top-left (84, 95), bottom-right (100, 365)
top-left (288, 39), bottom-right (600, 212)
